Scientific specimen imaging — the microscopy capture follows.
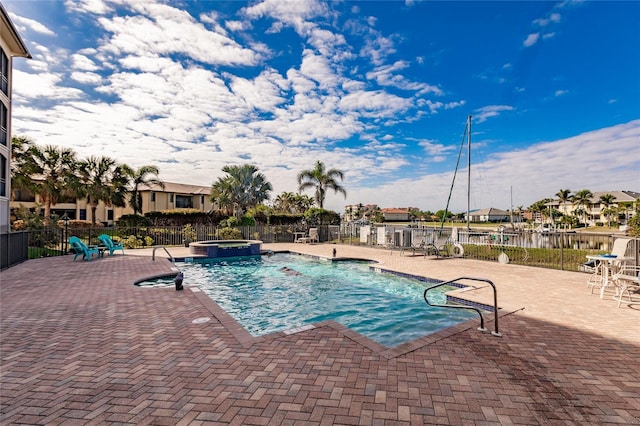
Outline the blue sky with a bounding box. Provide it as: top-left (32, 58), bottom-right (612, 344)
top-left (5, 0), bottom-right (640, 213)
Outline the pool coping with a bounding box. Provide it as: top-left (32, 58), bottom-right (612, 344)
top-left (152, 250), bottom-right (520, 359)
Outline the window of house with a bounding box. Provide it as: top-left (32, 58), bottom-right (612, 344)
top-left (175, 195), bottom-right (193, 209)
top-left (0, 103), bottom-right (7, 146)
top-left (169, 194), bottom-right (174, 203)
top-left (0, 155), bottom-right (6, 197)
top-left (107, 210), bottom-right (114, 221)
top-left (201, 195), bottom-right (205, 204)
top-left (13, 188), bottom-right (35, 202)
top-left (79, 209), bottom-right (86, 220)
top-left (1, 50), bottom-right (8, 96)
top-left (150, 192), bottom-right (155, 202)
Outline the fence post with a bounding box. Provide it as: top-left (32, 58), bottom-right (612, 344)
top-left (560, 231), bottom-right (564, 270)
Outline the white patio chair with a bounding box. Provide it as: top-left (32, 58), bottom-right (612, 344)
top-left (586, 238), bottom-right (632, 296)
top-left (611, 265), bottom-right (640, 308)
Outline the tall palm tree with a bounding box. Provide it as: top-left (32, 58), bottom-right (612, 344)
top-left (297, 160), bottom-right (346, 209)
top-left (29, 144), bottom-right (78, 218)
top-left (77, 156), bottom-right (129, 225)
top-left (127, 165), bottom-right (164, 215)
top-left (210, 164), bottom-right (272, 217)
top-left (572, 189), bottom-right (593, 226)
top-left (555, 189), bottom-right (572, 215)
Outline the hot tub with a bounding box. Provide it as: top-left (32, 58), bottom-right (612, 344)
top-left (188, 240), bottom-right (262, 258)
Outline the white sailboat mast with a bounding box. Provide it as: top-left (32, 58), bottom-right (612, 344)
top-left (467, 115), bottom-right (471, 231)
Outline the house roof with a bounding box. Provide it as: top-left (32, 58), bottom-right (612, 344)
top-left (1, 4), bottom-right (31, 58)
top-left (468, 208), bottom-right (510, 216)
top-left (381, 208), bottom-right (411, 214)
top-left (139, 181), bottom-right (210, 195)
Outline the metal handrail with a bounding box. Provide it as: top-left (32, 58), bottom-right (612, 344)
top-left (152, 245), bottom-right (175, 263)
top-left (424, 276), bottom-right (501, 337)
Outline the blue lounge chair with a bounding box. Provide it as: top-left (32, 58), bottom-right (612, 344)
top-left (69, 236), bottom-right (101, 261)
top-left (98, 234), bottom-right (125, 256)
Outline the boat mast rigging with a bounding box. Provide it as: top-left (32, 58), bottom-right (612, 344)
top-left (439, 115), bottom-right (472, 233)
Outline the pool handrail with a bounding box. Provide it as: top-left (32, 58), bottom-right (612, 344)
top-left (152, 246), bottom-right (175, 264)
top-left (423, 276), bottom-right (501, 337)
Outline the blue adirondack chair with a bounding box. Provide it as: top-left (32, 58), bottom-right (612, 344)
top-left (69, 236), bottom-right (101, 261)
top-left (98, 234), bottom-right (125, 256)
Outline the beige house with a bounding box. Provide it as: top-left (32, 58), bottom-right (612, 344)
top-left (344, 203), bottom-right (378, 223)
top-left (125, 182), bottom-right (214, 217)
top-left (380, 207), bottom-right (412, 222)
top-left (1, 4), bottom-right (31, 234)
top-left (465, 208), bottom-right (511, 223)
top-left (11, 181), bottom-right (214, 225)
top-left (546, 190), bottom-right (639, 225)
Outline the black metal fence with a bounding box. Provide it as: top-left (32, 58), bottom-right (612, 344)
top-left (335, 224), bottom-right (639, 272)
top-left (3, 223), bottom-right (638, 273)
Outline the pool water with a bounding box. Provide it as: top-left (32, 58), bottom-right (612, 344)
top-left (139, 253), bottom-right (476, 347)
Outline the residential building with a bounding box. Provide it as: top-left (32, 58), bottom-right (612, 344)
top-left (1, 3), bottom-right (31, 234)
top-left (465, 208), bottom-right (511, 223)
top-left (380, 207), bottom-right (412, 222)
top-left (344, 203), bottom-right (378, 223)
top-left (11, 181), bottom-right (214, 225)
top-left (546, 190), bottom-right (639, 226)
top-left (128, 181), bottom-right (213, 216)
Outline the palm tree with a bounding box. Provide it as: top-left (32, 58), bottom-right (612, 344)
top-left (274, 192), bottom-right (314, 214)
top-left (599, 193), bottom-right (616, 226)
top-left (29, 144), bottom-right (78, 219)
top-left (9, 136), bottom-right (37, 202)
top-left (127, 165), bottom-right (164, 216)
top-left (273, 192), bottom-right (297, 214)
top-left (572, 189), bottom-right (593, 226)
top-left (555, 189), bottom-right (572, 215)
top-left (77, 156), bottom-right (129, 225)
top-left (210, 164), bottom-right (272, 218)
top-left (297, 160), bottom-right (347, 209)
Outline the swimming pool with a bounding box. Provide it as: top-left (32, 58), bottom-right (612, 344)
top-left (138, 253), bottom-right (477, 347)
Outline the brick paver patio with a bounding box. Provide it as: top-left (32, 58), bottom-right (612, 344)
top-left (1, 243), bottom-right (639, 424)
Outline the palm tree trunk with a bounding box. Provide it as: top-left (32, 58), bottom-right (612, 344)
top-left (91, 204), bottom-right (98, 225)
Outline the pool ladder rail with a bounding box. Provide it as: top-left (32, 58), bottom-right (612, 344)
top-left (152, 245), bottom-right (175, 264)
top-left (424, 276), bottom-right (502, 337)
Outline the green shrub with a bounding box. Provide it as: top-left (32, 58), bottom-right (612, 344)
top-left (220, 217), bottom-right (240, 227)
top-left (217, 227), bottom-right (243, 239)
top-left (240, 216), bottom-right (256, 226)
top-left (116, 214), bottom-right (152, 227)
top-left (183, 224), bottom-right (197, 242)
top-left (121, 235), bottom-right (142, 249)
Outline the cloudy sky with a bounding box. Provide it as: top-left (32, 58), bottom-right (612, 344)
top-left (5, 0), bottom-right (639, 213)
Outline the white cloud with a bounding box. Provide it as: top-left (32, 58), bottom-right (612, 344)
top-left (523, 33), bottom-right (540, 47)
top-left (97, 12), bottom-right (261, 67)
top-left (474, 105), bottom-right (514, 123)
top-left (71, 54), bottom-right (100, 72)
top-left (418, 140), bottom-right (453, 162)
top-left (241, 0), bottom-right (329, 35)
top-left (70, 71), bottom-right (102, 84)
top-left (64, 0), bottom-right (112, 15)
top-left (225, 20), bottom-right (246, 32)
top-left (339, 91), bottom-right (411, 116)
top-left (8, 13), bottom-right (56, 36)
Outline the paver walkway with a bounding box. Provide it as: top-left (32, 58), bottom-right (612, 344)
top-left (1, 243), bottom-right (639, 425)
